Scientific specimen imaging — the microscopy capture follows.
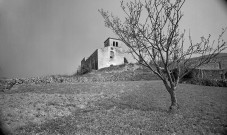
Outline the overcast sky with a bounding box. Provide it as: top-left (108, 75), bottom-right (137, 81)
top-left (0, 0), bottom-right (227, 78)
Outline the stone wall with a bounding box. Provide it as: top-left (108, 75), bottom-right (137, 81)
top-left (190, 69), bottom-right (227, 80)
top-left (189, 54), bottom-right (227, 80)
top-left (198, 62), bottom-right (220, 70)
top-left (85, 50), bottom-right (98, 70)
top-left (81, 50), bottom-right (98, 74)
top-left (194, 54), bottom-right (227, 70)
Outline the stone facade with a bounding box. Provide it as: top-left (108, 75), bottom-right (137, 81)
top-left (197, 62), bottom-right (221, 70)
top-left (194, 53), bottom-right (227, 70)
top-left (189, 53), bottom-right (227, 80)
top-left (81, 38), bottom-right (126, 73)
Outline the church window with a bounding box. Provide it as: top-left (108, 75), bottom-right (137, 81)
top-left (110, 51), bottom-right (114, 59)
top-left (116, 42), bottom-right (118, 47)
top-left (113, 41), bottom-right (115, 46)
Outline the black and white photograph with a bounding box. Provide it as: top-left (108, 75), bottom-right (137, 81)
top-left (0, 0), bottom-right (227, 134)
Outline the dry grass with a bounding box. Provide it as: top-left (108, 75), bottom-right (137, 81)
top-left (0, 81), bottom-right (227, 135)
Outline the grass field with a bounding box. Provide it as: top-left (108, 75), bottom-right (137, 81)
top-left (0, 81), bottom-right (227, 135)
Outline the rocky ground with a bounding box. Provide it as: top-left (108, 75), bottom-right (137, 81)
top-left (0, 63), bottom-right (159, 92)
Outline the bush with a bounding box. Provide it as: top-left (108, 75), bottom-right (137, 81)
top-left (201, 79), bottom-right (218, 86)
top-left (216, 80), bottom-right (227, 87)
top-left (185, 78), bottom-right (227, 87)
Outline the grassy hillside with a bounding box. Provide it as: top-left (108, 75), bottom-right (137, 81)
top-left (81, 63), bottom-right (159, 81)
top-left (1, 81), bottom-right (226, 134)
top-left (0, 63), bottom-right (160, 91)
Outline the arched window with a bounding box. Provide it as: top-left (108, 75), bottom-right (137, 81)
top-left (110, 51), bottom-right (114, 59)
top-left (113, 41), bottom-right (115, 46)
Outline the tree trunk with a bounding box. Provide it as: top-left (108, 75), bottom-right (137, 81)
top-left (168, 88), bottom-right (178, 111)
top-left (163, 80), bottom-right (179, 112)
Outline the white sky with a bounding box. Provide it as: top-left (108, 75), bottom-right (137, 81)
top-left (0, 0), bottom-right (227, 78)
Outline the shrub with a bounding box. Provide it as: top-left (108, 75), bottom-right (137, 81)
top-left (216, 80), bottom-right (227, 87)
top-left (201, 79), bottom-right (218, 86)
top-left (185, 78), bottom-right (227, 87)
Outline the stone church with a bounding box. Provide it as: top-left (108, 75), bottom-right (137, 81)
top-left (81, 38), bottom-right (127, 73)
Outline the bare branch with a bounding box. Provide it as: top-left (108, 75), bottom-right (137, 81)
top-left (99, 0), bottom-right (227, 104)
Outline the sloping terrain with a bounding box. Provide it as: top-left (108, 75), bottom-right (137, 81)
top-left (0, 63), bottom-right (159, 91)
top-left (81, 63), bottom-right (159, 81)
top-left (0, 81), bottom-right (227, 134)
top-left (0, 63), bottom-right (227, 134)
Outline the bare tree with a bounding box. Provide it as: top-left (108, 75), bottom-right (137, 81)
top-left (99, 0), bottom-right (226, 111)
